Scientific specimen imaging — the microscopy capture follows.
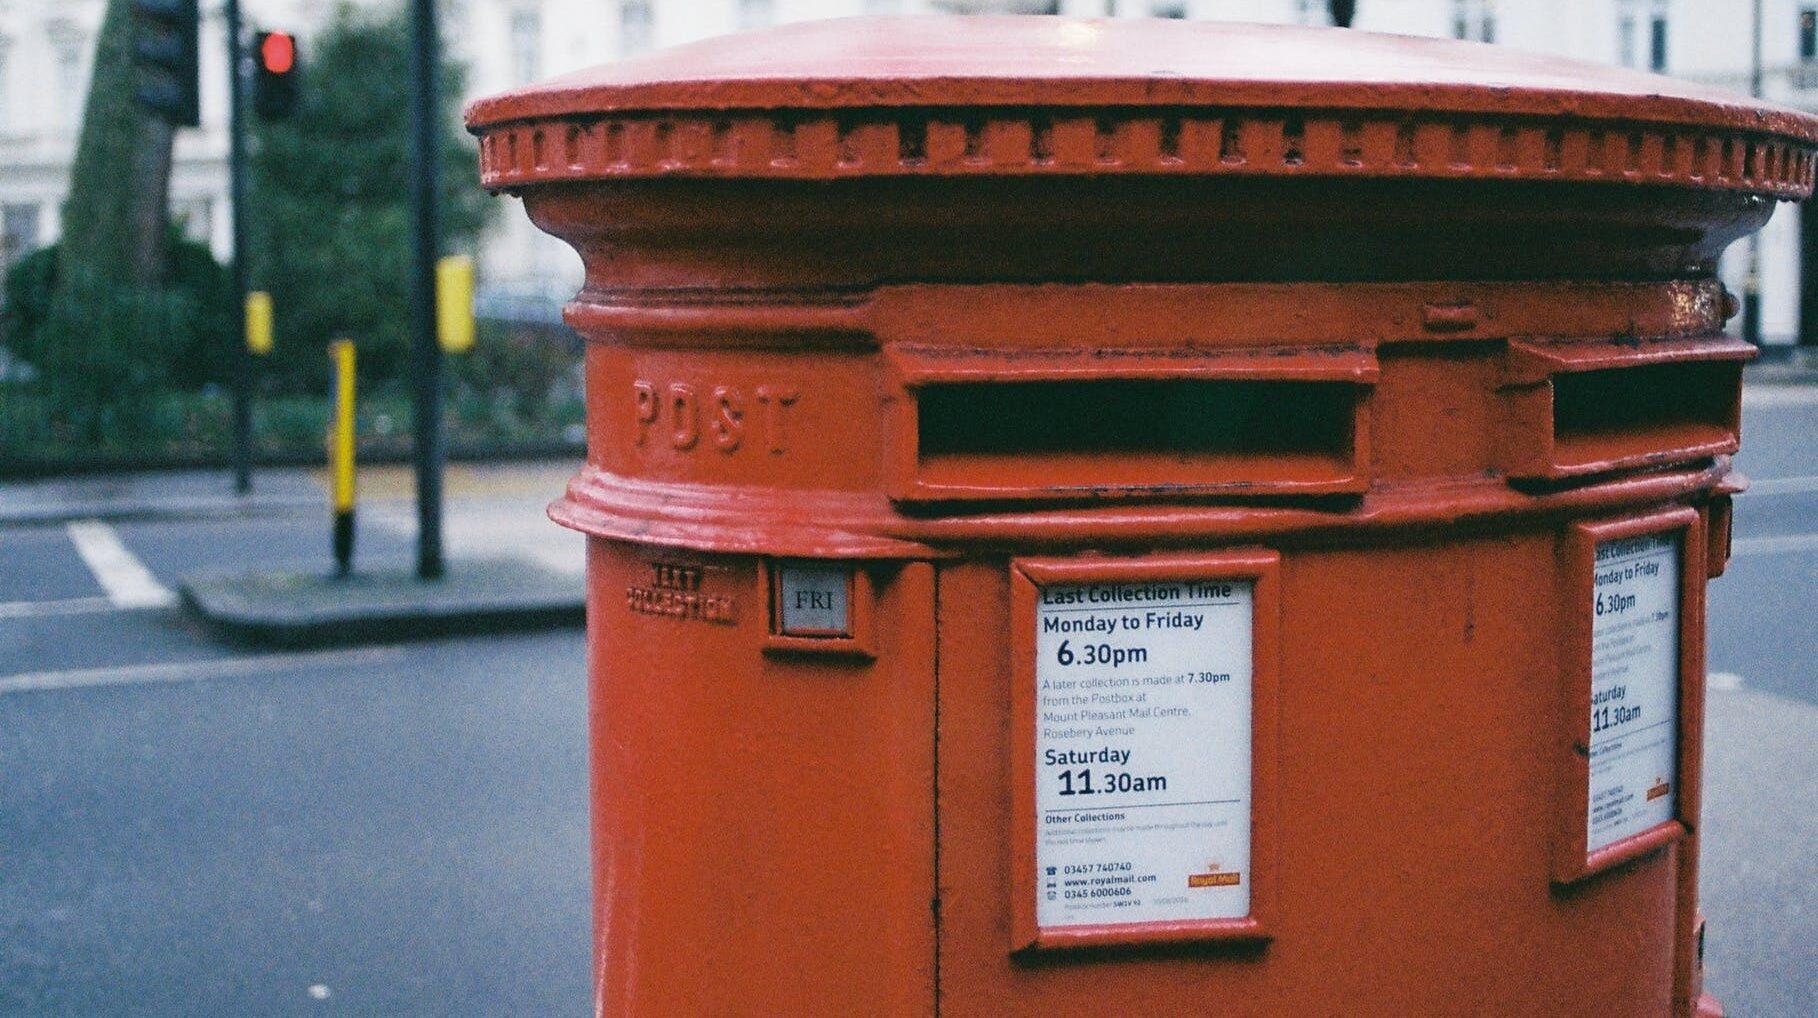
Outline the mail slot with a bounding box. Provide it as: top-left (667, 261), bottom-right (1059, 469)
top-left (468, 16), bottom-right (1817, 1017)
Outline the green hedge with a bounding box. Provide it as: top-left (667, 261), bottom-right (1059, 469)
top-left (0, 382), bottom-right (584, 473)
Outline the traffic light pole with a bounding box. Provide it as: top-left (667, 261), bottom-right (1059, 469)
top-left (1743, 0), bottom-right (1763, 346)
top-left (409, 0), bottom-right (445, 579)
top-left (226, 0), bottom-right (253, 493)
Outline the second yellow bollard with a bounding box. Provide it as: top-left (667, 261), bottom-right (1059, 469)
top-left (328, 339), bottom-right (357, 576)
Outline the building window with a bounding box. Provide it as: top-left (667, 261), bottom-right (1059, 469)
top-left (1152, 1), bottom-right (1187, 17)
top-left (48, 21), bottom-right (84, 134)
top-left (962, 2), bottom-right (1060, 14)
top-left (1803, 8), bottom-right (1817, 62)
top-left (2, 203), bottom-right (40, 280)
top-left (0, 38), bottom-right (10, 134)
top-left (620, 0), bottom-right (653, 55)
top-left (1297, 0), bottom-right (1356, 26)
top-left (443, 0), bottom-right (470, 33)
top-left (738, 0), bottom-right (774, 31)
top-left (1618, 5), bottom-right (1637, 67)
top-left (1617, 0), bottom-right (1668, 70)
top-left (174, 198), bottom-right (212, 246)
top-left (1648, 1), bottom-right (1668, 72)
top-left (1452, 0), bottom-right (1494, 43)
top-left (509, 8), bottom-right (540, 85)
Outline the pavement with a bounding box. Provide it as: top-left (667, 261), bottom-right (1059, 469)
top-left (1701, 686), bottom-right (1818, 1017)
top-left (0, 469), bottom-right (321, 526)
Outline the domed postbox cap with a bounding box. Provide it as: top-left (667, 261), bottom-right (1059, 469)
top-left (468, 16), bottom-right (1818, 198)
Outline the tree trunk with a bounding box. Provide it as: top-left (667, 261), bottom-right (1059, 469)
top-left (130, 118), bottom-right (176, 286)
top-left (59, 0), bottom-right (174, 288)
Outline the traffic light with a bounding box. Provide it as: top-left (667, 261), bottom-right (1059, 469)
top-left (131, 0), bottom-right (200, 127)
top-left (253, 31), bottom-right (300, 121)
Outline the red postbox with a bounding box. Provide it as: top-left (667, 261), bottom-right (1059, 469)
top-left (467, 17), bottom-right (1818, 1016)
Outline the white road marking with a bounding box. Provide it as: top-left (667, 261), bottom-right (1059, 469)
top-left (1708, 672), bottom-right (1745, 692)
top-left (1731, 532), bottom-right (1818, 558)
top-left (0, 646), bottom-right (407, 696)
top-left (1745, 474), bottom-right (1818, 497)
top-left (64, 520), bottom-right (176, 609)
top-left (0, 596), bottom-right (118, 621)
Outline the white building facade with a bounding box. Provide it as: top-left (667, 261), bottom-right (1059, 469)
top-left (1, 0), bottom-right (1813, 341)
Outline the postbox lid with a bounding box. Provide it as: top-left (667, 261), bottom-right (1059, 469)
top-left (468, 16), bottom-right (1818, 198)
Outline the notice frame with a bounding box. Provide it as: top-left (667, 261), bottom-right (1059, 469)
top-left (1009, 550), bottom-right (1279, 952)
top-left (1553, 507), bottom-right (1706, 885)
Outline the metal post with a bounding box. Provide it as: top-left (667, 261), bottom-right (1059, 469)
top-left (329, 339), bottom-right (358, 577)
top-left (226, 0), bottom-right (253, 492)
top-left (1744, 0), bottom-right (1763, 346)
top-left (409, 0), bottom-right (445, 579)
top-left (1751, 0), bottom-right (1764, 98)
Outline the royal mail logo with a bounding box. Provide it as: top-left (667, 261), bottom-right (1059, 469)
top-left (1188, 872), bottom-right (1241, 888)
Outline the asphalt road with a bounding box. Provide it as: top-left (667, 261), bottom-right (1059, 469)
top-left (0, 389), bottom-right (1813, 1015)
top-left (0, 634), bottom-right (590, 1016)
top-left (1710, 387), bottom-right (1818, 709)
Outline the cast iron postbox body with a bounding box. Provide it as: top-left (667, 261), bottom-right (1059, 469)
top-left (468, 17), bottom-right (1818, 1016)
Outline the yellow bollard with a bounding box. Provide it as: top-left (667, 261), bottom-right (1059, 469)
top-left (328, 339), bottom-right (357, 576)
top-left (435, 254), bottom-right (476, 354)
top-left (245, 291), bottom-right (274, 355)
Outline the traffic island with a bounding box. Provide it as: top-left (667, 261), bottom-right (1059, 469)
top-left (180, 558), bottom-right (583, 648)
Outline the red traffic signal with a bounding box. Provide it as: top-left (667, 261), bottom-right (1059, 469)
top-left (259, 31), bottom-right (295, 75)
top-left (252, 30), bottom-right (299, 121)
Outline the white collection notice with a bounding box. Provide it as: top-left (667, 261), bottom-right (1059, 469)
top-left (1032, 577), bottom-right (1253, 931)
top-left (1586, 532), bottom-right (1681, 854)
